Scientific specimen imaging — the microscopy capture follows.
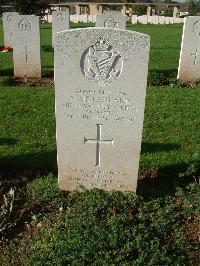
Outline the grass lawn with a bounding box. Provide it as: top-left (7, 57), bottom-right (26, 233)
top-left (0, 22), bottom-right (183, 76)
top-left (0, 22), bottom-right (199, 265)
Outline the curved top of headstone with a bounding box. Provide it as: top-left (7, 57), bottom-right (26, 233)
top-left (54, 27), bottom-right (150, 54)
top-left (96, 12), bottom-right (128, 29)
top-left (54, 28), bottom-right (150, 87)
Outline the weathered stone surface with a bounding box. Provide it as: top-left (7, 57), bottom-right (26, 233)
top-left (2, 12), bottom-right (18, 47)
top-left (52, 10), bottom-right (69, 46)
top-left (12, 15), bottom-right (41, 78)
top-left (96, 12), bottom-right (127, 29)
top-left (54, 28), bottom-right (150, 192)
top-left (178, 16), bottom-right (200, 83)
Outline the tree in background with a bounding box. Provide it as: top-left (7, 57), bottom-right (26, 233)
top-left (12, 0), bottom-right (51, 16)
top-left (133, 5), bottom-right (147, 15)
top-left (188, 0), bottom-right (200, 15)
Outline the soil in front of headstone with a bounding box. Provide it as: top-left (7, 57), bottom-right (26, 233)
top-left (2, 77), bottom-right (54, 88)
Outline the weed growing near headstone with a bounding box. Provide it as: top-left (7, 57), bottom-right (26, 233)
top-left (2, 184), bottom-right (199, 265)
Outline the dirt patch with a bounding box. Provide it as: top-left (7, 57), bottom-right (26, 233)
top-left (2, 77), bottom-right (54, 87)
top-left (186, 218), bottom-right (200, 244)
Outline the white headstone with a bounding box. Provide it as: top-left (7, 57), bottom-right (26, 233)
top-left (131, 15), bottom-right (138, 24)
top-left (47, 14), bottom-right (52, 23)
top-left (174, 17), bottom-right (181, 24)
top-left (178, 16), bottom-right (200, 83)
top-left (2, 12), bottom-right (18, 47)
top-left (152, 15), bottom-right (159, 25)
top-left (54, 28), bottom-right (150, 192)
top-left (88, 15), bottom-right (93, 23)
top-left (92, 15), bottom-right (96, 23)
top-left (138, 15), bottom-right (148, 25)
top-left (159, 16), bottom-right (165, 25)
top-left (79, 15), bottom-right (88, 23)
top-left (169, 17), bottom-right (174, 24)
top-left (73, 14), bottom-right (79, 24)
top-left (82, 14), bottom-right (88, 23)
top-left (165, 17), bottom-right (170, 25)
top-left (96, 12), bottom-right (127, 29)
top-left (12, 15), bottom-right (41, 78)
top-left (147, 16), bottom-right (153, 24)
top-left (52, 11), bottom-right (69, 46)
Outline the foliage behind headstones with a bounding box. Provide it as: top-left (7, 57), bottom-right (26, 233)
top-left (13, 0), bottom-right (51, 16)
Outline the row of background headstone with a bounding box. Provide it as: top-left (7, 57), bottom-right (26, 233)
top-left (45, 14), bottom-right (184, 24)
top-left (2, 11), bottom-right (198, 85)
top-left (132, 15), bottom-right (184, 24)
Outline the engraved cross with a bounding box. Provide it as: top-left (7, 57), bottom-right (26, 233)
top-left (25, 46), bottom-right (28, 63)
top-left (84, 124), bottom-right (113, 167)
top-left (191, 49), bottom-right (198, 65)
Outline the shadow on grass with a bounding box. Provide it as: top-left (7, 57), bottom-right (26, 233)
top-left (42, 45), bottom-right (54, 52)
top-left (141, 142), bottom-right (181, 153)
top-left (42, 69), bottom-right (54, 78)
top-left (0, 138), bottom-right (18, 146)
top-left (70, 23), bottom-right (95, 28)
top-left (0, 68), bottom-right (13, 76)
top-left (137, 162), bottom-right (192, 198)
top-left (148, 68), bottom-right (177, 77)
top-left (147, 69), bottom-right (178, 86)
top-left (0, 143), bottom-right (190, 198)
top-left (0, 150), bottom-right (57, 181)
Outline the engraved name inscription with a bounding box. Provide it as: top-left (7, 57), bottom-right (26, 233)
top-left (69, 168), bottom-right (127, 188)
top-left (64, 89), bottom-right (137, 123)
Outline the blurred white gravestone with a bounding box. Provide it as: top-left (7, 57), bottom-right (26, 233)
top-left (132, 15), bottom-right (137, 24)
top-left (147, 16), bottom-right (153, 24)
top-left (52, 10), bottom-right (69, 46)
top-left (54, 28), bottom-right (150, 192)
top-left (138, 15), bottom-right (148, 25)
top-left (159, 16), bottom-right (165, 25)
top-left (165, 17), bottom-right (170, 25)
top-left (178, 16), bottom-right (200, 83)
top-left (170, 17), bottom-right (174, 24)
top-left (152, 15), bottom-right (159, 25)
top-left (3, 12), bottom-right (18, 47)
top-left (12, 15), bottom-right (41, 78)
top-left (96, 12), bottom-right (127, 29)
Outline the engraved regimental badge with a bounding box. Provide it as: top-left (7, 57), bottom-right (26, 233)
top-left (104, 17), bottom-right (119, 28)
top-left (193, 21), bottom-right (200, 37)
top-left (57, 13), bottom-right (65, 22)
top-left (19, 18), bottom-right (32, 31)
top-left (7, 15), bottom-right (12, 23)
top-left (81, 36), bottom-right (123, 86)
